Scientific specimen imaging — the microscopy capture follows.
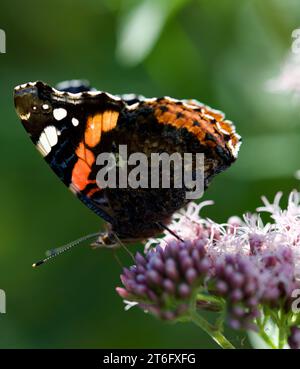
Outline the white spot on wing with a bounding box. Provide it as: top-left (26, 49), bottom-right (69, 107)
top-left (204, 113), bottom-right (216, 121)
top-left (72, 118), bottom-right (79, 126)
top-left (44, 126), bottom-right (58, 147)
top-left (53, 108), bottom-right (67, 121)
top-left (144, 97), bottom-right (159, 103)
top-left (183, 102), bottom-right (199, 110)
top-left (19, 112), bottom-right (31, 120)
top-left (36, 144), bottom-right (48, 157)
top-left (216, 122), bottom-right (230, 135)
top-left (228, 138), bottom-right (242, 159)
top-left (127, 102), bottom-right (140, 110)
top-left (37, 132), bottom-right (51, 156)
top-left (36, 125), bottom-right (60, 157)
top-left (85, 91), bottom-right (100, 96)
top-left (105, 92), bottom-right (121, 101)
top-left (164, 96), bottom-right (180, 103)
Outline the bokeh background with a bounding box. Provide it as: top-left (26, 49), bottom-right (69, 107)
top-left (0, 0), bottom-right (299, 348)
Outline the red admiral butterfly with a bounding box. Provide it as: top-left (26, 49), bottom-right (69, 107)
top-left (14, 80), bottom-right (241, 261)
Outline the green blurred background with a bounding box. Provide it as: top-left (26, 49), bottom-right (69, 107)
top-left (0, 0), bottom-right (299, 348)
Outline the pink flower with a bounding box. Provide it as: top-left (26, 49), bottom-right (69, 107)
top-left (266, 53), bottom-right (300, 98)
top-left (117, 190), bottom-right (300, 348)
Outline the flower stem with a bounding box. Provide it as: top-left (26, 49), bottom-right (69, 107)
top-left (259, 328), bottom-right (277, 349)
top-left (278, 313), bottom-right (287, 349)
top-left (190, 310), bottom-right (235, 349)
top-left (256, 316), bottom-right (277, 349)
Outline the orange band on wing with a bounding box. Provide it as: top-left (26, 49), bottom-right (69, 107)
top-left (101, 110), bottom-right (119, 132)
top-left (85, 114), bottom-right (103, 148)
top-left (151, 99), bottom-right (238, 153)
top-left (72, 158), bottom-right (95, 191)
top-left (84, 111), bottom-right (119, 148)
top-left (71, 142), bottom-right (96, 191)
top-left (72, 110), bottom-right (119, 193)
top-left (76, 142), bottom-right (95, 167)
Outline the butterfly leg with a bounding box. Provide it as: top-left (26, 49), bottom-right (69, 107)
top-left (91, 231), bottom-right (135, 261)
top-left (91, 232), bottom-right (121, 249)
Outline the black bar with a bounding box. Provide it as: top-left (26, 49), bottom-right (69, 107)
top-left (0, 348), bottom-right (292, 367)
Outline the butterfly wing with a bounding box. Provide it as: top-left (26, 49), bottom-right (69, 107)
top-left (14, 81), bottom-right (241, 241)
top-left (14, 81), bottom-right (125, 224)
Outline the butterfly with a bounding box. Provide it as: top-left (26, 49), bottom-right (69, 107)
top-left (14, 80), bottom-right (241, 262)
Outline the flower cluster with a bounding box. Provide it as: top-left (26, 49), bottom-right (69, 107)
top-left (116, 191), bottom-right (300, 348)
top-left (117, 238), bottom-right (212, 320)
top-left (214, 254), bottom-right (261, 331)
top-left (288, 327), bottom-right (300, 349)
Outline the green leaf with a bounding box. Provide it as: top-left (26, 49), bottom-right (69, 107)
top-left (116, 0), bottom-right (190, 66)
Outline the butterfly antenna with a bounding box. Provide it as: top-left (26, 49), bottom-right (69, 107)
top-left (112, 233), bottom-right (135, 261)
top-left (112, 249), bottom-right (124, 268)
top-left (156, 222), bottom-right (184, 242)
top-left (32, 232), bottom-right (102, 268)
